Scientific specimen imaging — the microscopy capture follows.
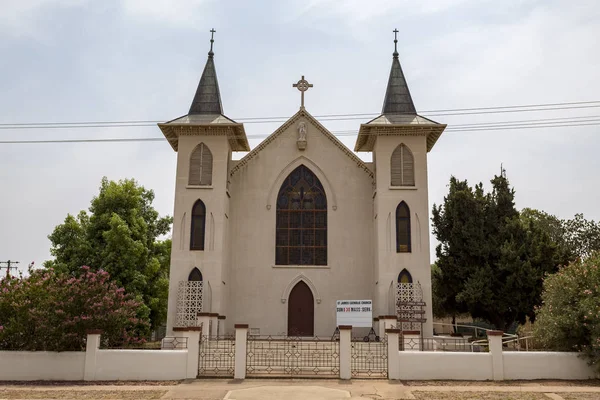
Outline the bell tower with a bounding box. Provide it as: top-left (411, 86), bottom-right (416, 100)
top-left (159, 30), bottom-right (250, 333)
top-left (354, 30), bottom-right (446, 336)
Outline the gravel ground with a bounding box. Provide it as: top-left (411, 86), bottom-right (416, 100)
top-left (0, 381), bottom-right (181, 387)
top-left (405, 380), bottom-right (600, 387)
top-left (0, 389), bottom-right (167, 399)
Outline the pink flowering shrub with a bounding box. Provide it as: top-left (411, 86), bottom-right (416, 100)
top-left (534, 252), bottom-right (600, 371)
top-left (0, 266), bottom-right (150, 351)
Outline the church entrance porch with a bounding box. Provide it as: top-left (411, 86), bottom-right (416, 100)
top-left (287, 281), bottom-right (314, 336)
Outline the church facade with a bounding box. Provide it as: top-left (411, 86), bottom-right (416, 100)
top-left (159, 34), bottom-right (446, 337)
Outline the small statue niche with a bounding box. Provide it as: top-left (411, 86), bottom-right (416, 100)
top-left (297, 122), bottom-right (307, 150)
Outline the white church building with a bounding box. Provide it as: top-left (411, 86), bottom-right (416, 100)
top-left (160, 33), bottom-right (446, 337)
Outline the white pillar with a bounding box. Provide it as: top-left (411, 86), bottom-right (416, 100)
top-left (373, 318), bottom-right (380, 337)
top-left (378, 316), bottom-right (386, 338)
top-left (338, 325), bottom-right (352, 380)
top-left (234, 324), bottom-right (248, 379)
top-left (382, 316), bottom-right (397, 330)
top-left (402, 330), bottom-right (421, 351)
top-left (83, 330), bottom-right (101, 381)
top-left (198, 313), bottom-right (211, 338)
top-left (174, 327), bottom-right (201, 379)
top-left (209, 313), bottom-right (219, 338)
top-left (488, 330), bottom-right (504, 381)
top-left (217, 315), bottom-right (226, 337)
top-left (386, 328), bottom-right (400, 380)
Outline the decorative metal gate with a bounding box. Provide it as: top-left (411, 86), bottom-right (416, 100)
top-left (350, 336), bottom-right (388, 378)
top-left (246, 336), bottom-right (339, 377)
top-left (197, 334), bottom-right (235, 377)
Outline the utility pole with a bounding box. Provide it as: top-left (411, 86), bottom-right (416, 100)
top-left (0, 260), bottom-right (19, 278)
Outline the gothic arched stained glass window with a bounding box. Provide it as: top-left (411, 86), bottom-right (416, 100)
top-left (276, 165), bottom-right (327, 265)
top-left (396, 201), bottom-right (411, 253)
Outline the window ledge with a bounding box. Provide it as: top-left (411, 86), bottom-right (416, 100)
top-left (389, 186), bottom-right (418, 190)
top-left (272, 265), bottom-right (330, 269)
top-left (186, 185), bottom-right (213, 189)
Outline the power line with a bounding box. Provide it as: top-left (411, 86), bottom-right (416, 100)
top-left (1, 121), bottom-right (599, 144)
top-left (2, 100), bottom-right (600, 129)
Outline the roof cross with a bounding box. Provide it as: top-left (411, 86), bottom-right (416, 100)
top-left (209, 28), bottom-right (216, 57)
top-left (292, 75), bottom-right (313, 108)
top-left (393, 29), bottom-right (399, 58)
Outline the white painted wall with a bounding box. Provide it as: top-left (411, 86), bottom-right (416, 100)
top-left (397, 351), bottom-right (493, 380)
top-left (94, 350), bottom-right (187, 381)
top-left (504, 352), bottom-right (596, 380)
top-left (0, 351), bottom-right (85, 381)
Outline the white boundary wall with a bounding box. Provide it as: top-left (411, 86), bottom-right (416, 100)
top-left (504, 352), bottom-right (596, 380)
top-left (386, 329), bottom-right (598, 381)
top-left (398, 352), bottom-right (493, 380)
top-left (0, 331), bottom-right (200, 381)
top-left (95, 350), bottom-right (187, 380)
top-left (0, 351), bottom-right (85, 381)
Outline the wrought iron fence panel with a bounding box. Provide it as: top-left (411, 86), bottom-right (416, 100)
top-left (161, 337), bottom-right (188, 349)
top-left (350, 336), bottom-right (388, 378)
top-left (400, 336), bottom-right (481, 352)
top-left (246, 335), bottom-right (339, 377)
top-left (198, 334), bottom-right (235, 377)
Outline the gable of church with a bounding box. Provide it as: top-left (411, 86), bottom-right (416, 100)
top-left (230, 109), bottom-right (373, 181)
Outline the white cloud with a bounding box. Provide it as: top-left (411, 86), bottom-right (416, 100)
top-left (0, 0), bottom-right (87, 38)
top-left (122, 0), bottom-right (215, 27)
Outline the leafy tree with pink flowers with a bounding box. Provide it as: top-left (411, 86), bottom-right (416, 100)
top-left (534, 252), bottom-right (600, 371)
top-left (0, 266), bottom-right (149, 351)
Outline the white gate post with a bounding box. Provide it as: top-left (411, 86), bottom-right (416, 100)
top-left (386, 328), bottom-right (401, 380)
top-left (488, 330), bottom-right (505, 381)
top-left (174, 327), bottom-right (201, 379)
top-left (209, 313), bottom-right (219, 338)
top-left (378, 316), bottom-right (386, 338)
top-left (217, 315), bottom-right (226, 336)
top-left (234, 324), bottom-right (248, 379)
top-left (338, 325), bottom-right (352, 380)
top-left (197, 312), bottom-right (211, 337)
top-left (84, 330), bottom-right (101, 381)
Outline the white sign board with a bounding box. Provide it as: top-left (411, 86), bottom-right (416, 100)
top-left (336, 300), bottom-right (373, 328)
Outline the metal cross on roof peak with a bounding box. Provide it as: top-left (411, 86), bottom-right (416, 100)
top-left (209, 28), bottom-right (216, 57)
top-left (393, 29), bottom-right (399, 58)
top-left (292, 75), bottom-right (313, 108)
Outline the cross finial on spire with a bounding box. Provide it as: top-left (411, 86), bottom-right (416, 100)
top-left (293, 75), bottom-right (313, 109)
top-left (393, 29), bottom-right (399, 58)
top-left (209, 28), bottom-right (216, 57)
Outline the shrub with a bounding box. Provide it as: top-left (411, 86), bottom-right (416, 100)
top-left (534, 252), bottom-right (600, 371)
top-left (0, 266), bottom-right (150, 351)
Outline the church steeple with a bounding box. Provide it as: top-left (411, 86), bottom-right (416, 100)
top-left (189, 29), bottom-right (223, 115)
top-left (382, 29), bottom-right (416, 115)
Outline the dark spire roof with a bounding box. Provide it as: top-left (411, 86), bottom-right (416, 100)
top-left (382, 31), bottom-right (416, 115)
top-left (189, 29), bottom-right (223, 115)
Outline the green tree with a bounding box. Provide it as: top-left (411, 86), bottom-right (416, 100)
top-left (0, 266), bottom-right (150, 351)
top-left (45, 178), bottom-right (172, 329)
top-left (534, 252), bottom-right (600, 371)
top-left (432, 173), bottom-right (562, 331)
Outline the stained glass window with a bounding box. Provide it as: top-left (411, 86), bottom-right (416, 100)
top-left (276, 165), bottom-right (327, 265)
top-left (190, 200), bottom-right (206, 251)
top-left (398, 269), bottom-right (412, 283)
top-left (396, 201), bottom-right (411, 253)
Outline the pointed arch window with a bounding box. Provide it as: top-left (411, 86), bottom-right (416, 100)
top-left (396, 201), bottom-right (411, 253)
top-left (188, 267), bottom-right (203, 281)
top-left (191, 200), bottom-right (206, 251)
top-left (391, 144), bottom-right (415, 186)
top-left (276, 165), bottom-right (327, 265)
top-left (398, 269), bottom-right (413, 284)
top-left (189, 143), bottom-right (213, 186)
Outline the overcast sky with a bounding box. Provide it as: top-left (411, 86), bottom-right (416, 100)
top-left (1, 0), bottom-right (599, 274)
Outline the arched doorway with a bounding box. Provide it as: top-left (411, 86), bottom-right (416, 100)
top-left (287, 281), bottom-right (314, 336)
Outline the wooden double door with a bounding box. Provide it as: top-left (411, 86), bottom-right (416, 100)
top-left (287, 281), bottom-right (314, 336)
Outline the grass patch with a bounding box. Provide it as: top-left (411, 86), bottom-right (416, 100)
top-left (560, 394), bottom-right (600, 400)
top-left (413, 393), bottom-right (549, 400)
